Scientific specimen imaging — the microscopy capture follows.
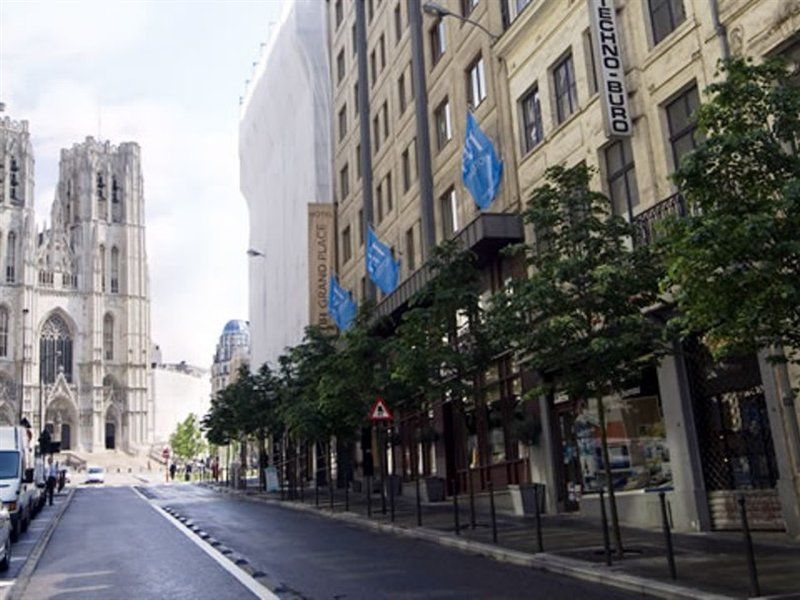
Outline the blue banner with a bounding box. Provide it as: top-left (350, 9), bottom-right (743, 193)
top-left (462, 112), bottom-right (503, 210)
top-left (366, 226), bottom-right (400, 294)
top-left (327, 274), bottom-right (357, 331)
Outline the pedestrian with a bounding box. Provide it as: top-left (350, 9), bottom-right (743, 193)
top-left (169, 462), bottom-right (177, 481)
top-left (184, 462), bottom-right (192, 481)
top-left (46, 457), bottom-right (57, 506)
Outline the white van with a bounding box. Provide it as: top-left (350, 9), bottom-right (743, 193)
top-left (0, 426), bottom-right (39, 542)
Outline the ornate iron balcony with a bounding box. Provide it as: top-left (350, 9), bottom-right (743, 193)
top-left (633, 192), bottom-right (686, 246)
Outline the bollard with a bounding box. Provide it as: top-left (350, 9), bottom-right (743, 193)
top-left (329, 480), bottom-right (334, 512)
top-left (315, 478), bottom-right (320, 508)
top-left (453, 483), bottom-right (461, 536)
top-left (390, 479), bottom-right (396, 523)
top-left (300, 473), bottom-right (305, 503)
top-left (415, 475), bottom-right (422, 526)
top-left (739, 495), bottom-right (761, 597)
top-left (489, 480), bottom-right (498, 544)
top-left (659, 492), bottom-right (677, 580)
top-left (599, 488), bottom-right (612, 566)
top-left (345, 480), bottom-right (350, 512)
top-left (533, 484), bottom-right (543, 553)
top-left (367, 475), bottom-right (372, 518)
top-left (468, 474), bottom-right (477, 530)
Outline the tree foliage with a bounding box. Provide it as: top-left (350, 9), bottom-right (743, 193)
top-left (169, 413), bottom-right (206, 460)
top-left (661, 57), bottom-right (800, 362)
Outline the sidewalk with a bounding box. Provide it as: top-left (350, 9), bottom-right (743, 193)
top-left (204, 480), bottom-right (800, 599)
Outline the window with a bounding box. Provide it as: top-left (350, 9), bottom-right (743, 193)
top-left (649, 0), bottom-right (686, 45)
top-left (666, 85), bottom-right (700, 171)
top-left (405, 226), bottom-right (416, 271)
top-left (398, 73), bottom-right (407, 114)
top-left (335, 0), bottom-right (343, 28)
top-left (352, 23), bottom-right (357, 56)
top-left (358, 209), bottom-right (365, 246)
top-left (338, 105), bottom-right (348, 141)
top-left (371, 49), bottom-right (377, 85)
top-left (337, 50), bottom-right (346, 84)
top-left (354, 82), bottom-right (359, 115)
top-left (402, 148), bottom-right (411, 192)
top-left (340, 164), bottom-right (350, 199)
top-left (97, 173), bottom-right (107, 220)
top-left (440, 187), bottom-right (459, 237)
top-left (377, 181), bottom-right (384, 222)
top-left (110, 246), bottom-right (120, 293)
top-left (520, 86), bottom-right (544, 153)
top-left (379, 34), bottom-right (386, 70)
top-left (5, 232), bottom-right (15, 284)
top-left (386, 172), bottom-right (394, 212)
top-left (39, 314), bottom-right (73, 384)
top-left (430, 18), bottom-right (445, 66)
top-left (342, 226), bottom-right (353, 263)
top-left (466, 55), bottom-right (487, 108)
top-left (111, 177), bottom-right (122, 223)
top-left (103, 314), bottom-right (114, 360)
top-left (409, 61), bottom-right (415, 100)
top-left (394, 3), bottom-right (403, 44)
top-left (383, 102), bottom-right (390, 139)
top-left (99, 244), bottom-right (106, 291)
top-left (504, 0), bottom-right (532, 24)
top-left (0, 307), bottom-right (8, 358)
top-left (605, 138), bottom-right (639, 218)
top-left (373, 115), bottom-right (381, 152)
top-left (8, 156), bottom-right (22, 206)
top-left (434, 97), bottom-right (452, 150)
top-left (356, 144), bottom-right (362, 179)
top-left (461, 0), bottom-right (479, 17)
top-left (553, 53), bottom-right (578, 123)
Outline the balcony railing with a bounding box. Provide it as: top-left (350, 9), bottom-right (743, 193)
top-left (633, 192), bottom-right (686, 246)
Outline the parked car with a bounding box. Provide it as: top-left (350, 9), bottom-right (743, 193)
top-left (0, 506), bottom-right (11, 571)
top-left (0, 426), bottom-right (40, 542)
top-left (85, 466), bottom-right (105, 484)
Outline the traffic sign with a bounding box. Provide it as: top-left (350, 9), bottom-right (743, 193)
top-left (369, 398), bottom-right (393, 422)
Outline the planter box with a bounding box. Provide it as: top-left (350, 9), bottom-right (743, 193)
top-left (422, 476), bottom-right (446, 503)
top-left (508, 483), bottom-right (546, 516)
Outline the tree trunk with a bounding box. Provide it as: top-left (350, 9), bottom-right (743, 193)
top-left (258, 432), bottom-right (267, 491)
top-left (240, 436), bottom-right (248, 489)
top-left (597, 395), bottom-right (623, 557)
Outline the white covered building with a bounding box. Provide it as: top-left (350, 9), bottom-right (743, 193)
top-left (239, 0), bottom-right (333, 370)
top-left (0, 114), bottom-right (152, 453)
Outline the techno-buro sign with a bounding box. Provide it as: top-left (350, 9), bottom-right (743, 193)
top-left (588, 0), bottom-right (632, 137)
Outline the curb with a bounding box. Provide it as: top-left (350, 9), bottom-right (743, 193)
top-left (7, 488), bottom-right (76, 600)
top-left (210, 485), bottom-right (732, 600)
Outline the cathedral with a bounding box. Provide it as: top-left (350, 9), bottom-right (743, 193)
top-left (0, 112), bottom-right (152, 454)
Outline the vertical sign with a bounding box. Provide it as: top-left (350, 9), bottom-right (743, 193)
top-left (588, 0), bottom-right (633, 137)
top-left (307, 203), bottom-right (335, 330)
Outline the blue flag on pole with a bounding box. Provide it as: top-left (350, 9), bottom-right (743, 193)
top-left (366, 226), bottom-right (400, 294)
top-left (462, 112), bottom-right (503, 210)
top-left (327, 274), bottom-right (357, 332)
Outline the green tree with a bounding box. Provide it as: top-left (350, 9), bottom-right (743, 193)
top-left (661, 57), bottom-right (800, 362)
top-left (489, 163), bottom-right (664, 556)
top-left (169, 413), bottom-right (206, 461)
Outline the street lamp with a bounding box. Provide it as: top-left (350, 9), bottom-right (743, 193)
top-left (422, 2), bottom-right (500, 41)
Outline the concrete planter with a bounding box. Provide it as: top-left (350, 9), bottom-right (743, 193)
top-left (508, 483), bottom-right (546, 516)
top-left (422, 476), bottom-right (446, 502)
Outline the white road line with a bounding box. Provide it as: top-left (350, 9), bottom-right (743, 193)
top-left (129, 486), bottom-right (276, 600)
top-left (10, 556), bottom-right (28, 562)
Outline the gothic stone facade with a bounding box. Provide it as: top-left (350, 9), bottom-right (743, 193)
top-left (0, 115), bottom-right (151, 453)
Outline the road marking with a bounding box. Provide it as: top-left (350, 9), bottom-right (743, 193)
top-left (10, 556), bottom-right (28, 562)
top-left (129, 486), bottom-right (276, 600)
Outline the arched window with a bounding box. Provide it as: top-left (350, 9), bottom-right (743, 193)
top-left (6, 232), bottom-right (16, 284)
top-left (39, 314), bottom-right (72, 383)
top-left (99, 244), bottom-right (106, 292)
top-left (110, 247), bottom-right (119, 294)
top-left (97, 173), bottom-right (107, 220)
top-left (0, 308), bottom-right (8, 358)
top-left (103, 313), bottom-right (113, 360)
top-left (111, 177), bottom-right (122, 223)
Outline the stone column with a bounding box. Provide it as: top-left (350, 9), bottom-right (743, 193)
top-left (758, 351), bottom-right (800, 537)
top-left (657, 342), bottom-right (712, 532)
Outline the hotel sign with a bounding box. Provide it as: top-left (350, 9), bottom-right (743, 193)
top-left (588, 0), bottom-right (632, 137)
top-left (307, 203), bottom-right (335, 330)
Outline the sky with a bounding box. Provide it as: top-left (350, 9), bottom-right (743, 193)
top-left (0, 0), bottom-right (285, 367)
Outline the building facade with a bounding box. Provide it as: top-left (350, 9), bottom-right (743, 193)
top-left (149, 355), bottom-right (211, 443)
top-left (239, 0), bottom-right (334, 371)
top-left (324, 0), bottom-right (800, 536)
top-left (0, 115), bottom-right (152, 453)
top-left (210, 319), bottom-right (250, 396)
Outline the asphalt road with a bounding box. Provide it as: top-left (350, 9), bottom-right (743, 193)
top-left (23, 486), bottom-right (255, 599)
top-left (150, 484), bottom-right (645, 600)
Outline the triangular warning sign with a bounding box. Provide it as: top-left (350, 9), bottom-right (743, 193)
top-left (369, 397), bottom-right (393, 421)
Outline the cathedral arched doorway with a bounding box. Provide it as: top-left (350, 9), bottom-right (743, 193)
top-left (105, 404), bottom-right (120, 450)
top-left (45, 396), bottom-right (77, 452)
